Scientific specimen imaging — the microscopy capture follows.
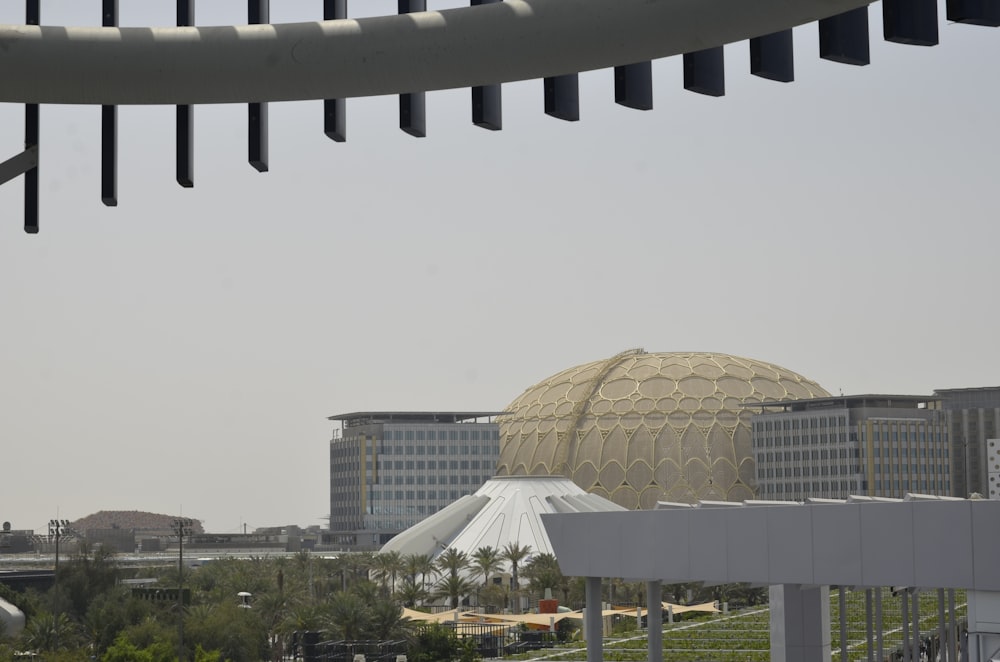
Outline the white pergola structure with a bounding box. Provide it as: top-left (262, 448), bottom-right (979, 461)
top-left (541, 496), bottom-right (1000, 662)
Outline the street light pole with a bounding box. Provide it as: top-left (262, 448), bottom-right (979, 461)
top-left (172, 518), bottom-right (193, 662)
top-left (48, 518), bottom-right (70, 649)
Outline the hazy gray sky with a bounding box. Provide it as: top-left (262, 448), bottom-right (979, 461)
top-left (2, 1), bottom-right (997, 534)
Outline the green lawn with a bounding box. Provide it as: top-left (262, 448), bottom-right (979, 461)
top-left (504, 589), bottom-right (966, 662)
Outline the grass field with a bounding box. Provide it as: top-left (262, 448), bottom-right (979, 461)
top-left (505, 588), bottom-right (966, 662)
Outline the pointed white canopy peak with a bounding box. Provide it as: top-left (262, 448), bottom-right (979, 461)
top-left (380, 476), bottom-right (625, 576)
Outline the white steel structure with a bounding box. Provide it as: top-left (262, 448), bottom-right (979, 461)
top-left (542, 495), bottom-right (1000, 662)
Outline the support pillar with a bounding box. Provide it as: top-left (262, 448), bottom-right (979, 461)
top-left (646, 581), bottom-right (662, 662)
top-left (769, 584), bottom-right (831, 662)
top-left (584, 576), bottom-right (603, 662)
top-left (965, 590), bottom-right (1000, 662)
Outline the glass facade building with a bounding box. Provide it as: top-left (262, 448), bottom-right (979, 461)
top-left (751, 395), bottom-right (950, 501)
top-left (327, 412), bottom-right (501, 548)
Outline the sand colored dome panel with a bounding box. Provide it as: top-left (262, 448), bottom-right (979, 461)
top-left (497, 350), bottom-right (829, 506)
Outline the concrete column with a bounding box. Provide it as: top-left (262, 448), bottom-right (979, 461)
top-left (965, 590), bottom-right (1000, 662)
top-left (585, 576), bottom-right (603, 662)
top-left (769, 584), bottom-right (831, 662)
top-left (646, 581), bottom-right (663, 662)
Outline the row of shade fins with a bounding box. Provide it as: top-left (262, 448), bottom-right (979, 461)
top-left (11, 0), bottom-right (999, 232)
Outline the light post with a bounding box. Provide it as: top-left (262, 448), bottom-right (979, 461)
top-left (48, 518), bottom-right (70, 649)
top-left (172, 518), bottom-right (193, 662)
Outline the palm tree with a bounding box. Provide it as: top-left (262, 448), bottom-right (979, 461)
top-left (404, 553), bottom-right (435, 593)
top-left (364, 600), bottom-right (412, 641)
top-left (501, 542), bottom-right (532, 614)
top-left (382, 550), bottom-right (406, 595)
top-left (434, 548), bottom-right (470, 581)
top-left (523, 552), bottom-right (566, 603)
top-left (471, 546), bottom-right (503, 609)
top-left (327, 592), bottom-right (370, 641)
top-left (471, 546), bottom-right (503, 588)
top-left (395, 578), bottom-right (429, 609)
top-left (433, 575), bottom-right (477, 610)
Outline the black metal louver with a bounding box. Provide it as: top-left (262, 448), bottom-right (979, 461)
top-left (398, 0), bottom-right (427, 137)
top-left (750, 30), bottom-right (794, 83)
top-left (324, 0), bottom-right (348, 142)
top-left (883, 0), bottom-right (939, 46)
top-left (544, 75), bottom-right (580, 122)
top-left (249, 0), bottom-right (269, 171)
top-left (615, 61), bottom-right (653, 110)
top-left (102, 0), bottom-right (118, 206)
top-left (819, 7), bottom-right (871, 66)
top-left (471, 0), bottom-right (502, 131)
top-left (684, 47), bottom-right (726, 96)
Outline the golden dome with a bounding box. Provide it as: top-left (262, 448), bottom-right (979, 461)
top-left (496, 350), bottom-right (829, 509)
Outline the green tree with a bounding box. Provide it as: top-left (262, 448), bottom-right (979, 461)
top-left (364, 600), bottom-right (411, 641)
top-left (435, 549), bottom-right (470, 581)
top-left (327, 591), bottom-right (369, 641)
top-left (21, 612), bottom-right (77, 652)
top-left (470, 547), bottom-right (503, 589)
top-left (184, 602), bottom-right (268, 662)
top-left (433, 575), bottom-right (476, 610)
top-left (404, 553), bottom-right (436, 593)
top-left (101, 633), bottom-right (174, 662)
top-left (408, 623), bottom-right (479, 662)
top-left (83, 587), bottom-right (152, 656)
top-left (501, 542), bottom-right (532, 614)
top-left (372, 551), bottom-right (405, 596)
top-left (396, 578), bottom-right (429, 609)
top-left (523, 552), bottom-right (566, 602)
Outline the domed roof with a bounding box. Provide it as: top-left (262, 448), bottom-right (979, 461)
top-left (496, 350), bottom-right (830, 509)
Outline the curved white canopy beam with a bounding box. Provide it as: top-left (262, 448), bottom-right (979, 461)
top-left (0, 0), bottom-right (872, 105)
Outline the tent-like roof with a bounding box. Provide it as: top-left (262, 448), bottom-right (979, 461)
top-left (381, 476), bottom-right (625, 567)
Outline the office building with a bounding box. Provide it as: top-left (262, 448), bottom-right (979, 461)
top-left (751, 395), bottom-right (950, 501)
top-left (327, 411), bottom-right (501, 549)
top-left (933, 386), bottom-right (1000, 498)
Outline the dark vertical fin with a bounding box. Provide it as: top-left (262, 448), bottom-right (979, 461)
top-left (544, 75), bottom-right (580, 122)
top-left (176, 0), bottom-right (194, 187)
top-left (324, 0), bottom-right (347, 141)
top-left (614, 61), bottom-right (653, 110)
top-left (398, 0), bottom-right (427, 137)
top-left (249, 0), bottom-right (269, 171)
top-left (750, 30), bottom-right (794, 83)
top-left (102, 0), bottom-right (118, 206)
top-left (883, 0), bottom-right (939, 46)
top-left (819, 8), bottom-right (871, 66)
top-left (684, 47), bottom-right (726, 96)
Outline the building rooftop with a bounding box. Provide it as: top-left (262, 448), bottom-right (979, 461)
top-left (328, 411), bottom-right (504, 427)
top-left (743, 394), bottom-right (938, 413)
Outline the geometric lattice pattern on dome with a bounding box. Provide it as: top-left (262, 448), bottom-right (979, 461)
top-left (496, 350), bottom-right (830, 509)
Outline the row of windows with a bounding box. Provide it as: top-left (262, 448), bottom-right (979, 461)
top-left (756, 417), bottom-right (848, 431)
top-left (758, 449), bottom-right (859, 462)
top-left (756, 433), bottom-right (852, 447)
top-left (379, 443), bottom-right (501, 456)
top-left (370, 489), bottom-right (470, 503)
top-left (868, 430), bottom-right (945, 443)
top-left (384, 429), bottom-right (500, 442)
top-left (759, 480), bottom-right (865, 493)
top-left (759, 465), bottom-right (861, 478)
top-left (757, 447), bottom-right (948, 463)
top-left (367, 474), bottom-right (488, 486)
top-left (378, 459), bottom-right (486, 471)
